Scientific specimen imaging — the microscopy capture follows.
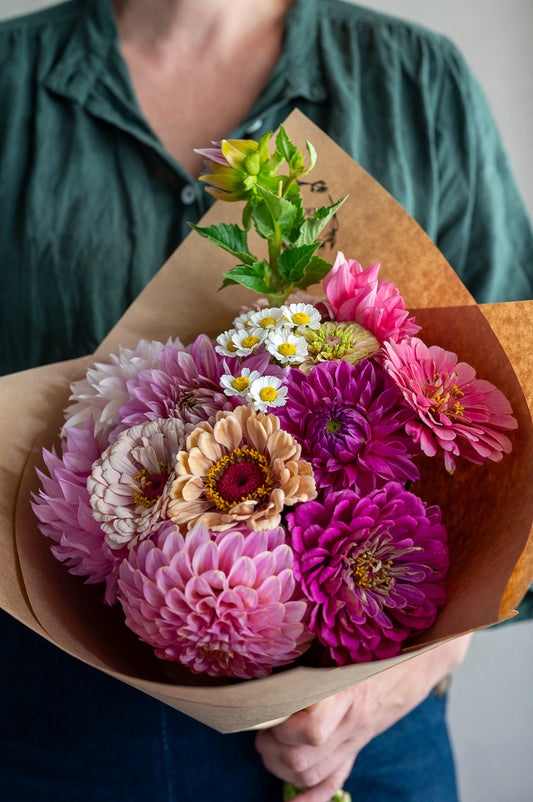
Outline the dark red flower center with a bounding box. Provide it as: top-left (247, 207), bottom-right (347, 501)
top-left (133, 465), bottom-right (171, 508)
top-left (204, 447), bottom-right (274, 511)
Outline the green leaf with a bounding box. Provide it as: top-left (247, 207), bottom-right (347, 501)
top-left (278, 243), bottom-right (321, 283)
top-left (294, 255), bottom-right (333, 289)
top-left (253, 184), bottom-right (298, 237)
top-left (220, 262), bottom-right (273, 294)
top-left (251, 198), bottom-right (276, 240)
top-left (275, 126), bottom-right (300, 167)
top-left (189, 222), bottom-right (256, 265)
top-left (295, 196), bottom-right (348, 246)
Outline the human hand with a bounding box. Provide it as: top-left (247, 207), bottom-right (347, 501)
top-left (255, 635), bottom-right (472, 802)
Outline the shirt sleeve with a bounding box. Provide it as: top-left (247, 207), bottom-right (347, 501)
top-left (433, 39), bottom-right (533, 304)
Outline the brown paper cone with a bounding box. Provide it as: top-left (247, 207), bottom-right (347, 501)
top-left (2, 111), bottom-right (532, 733)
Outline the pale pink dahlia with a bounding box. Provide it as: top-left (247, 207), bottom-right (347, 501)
top-left (382, 337), bottom-right (518, 472)
top-left (168, 405), bottom-right (316, 531)
top-left (64, 338), bottom-right (183, 439)
top-left (322, 252), bottom-right (420, 343)
top-left (118, 521), bottom-right (313, 678)
top-left (276, 360), bottom-right (421, 495)
top-left (116, 335), bottom-right (236, 435)
top-left (32, 421), bottom-right (126, 605)
top-left (88, 417), bottom-right (190, 550)
top-left (287, 483), bottom-right (448, 664)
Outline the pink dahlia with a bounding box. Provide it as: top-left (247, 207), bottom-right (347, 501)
top-left (322, 252), bottom-right (420, 343)
top-left (88, 417), bottom-right (189, 550)
top-left (382, 337), bottom-right (518, 472)
top-left (286, 483), bottom-right (448, 664)
top-left (118, 521), bottom-right (313, 678)
top-left (116, 335), bottom-right (236, 435)
top-left (276, 360), bottom-right (421, 495)
top-left (32, 421), bottom-right (127, 605)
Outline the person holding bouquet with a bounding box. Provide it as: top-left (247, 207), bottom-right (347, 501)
top-left (1, 0), bottom-right (532, 800)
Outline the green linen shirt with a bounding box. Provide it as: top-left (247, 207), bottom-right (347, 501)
top-left (1, 0), bottom-right (532, 376)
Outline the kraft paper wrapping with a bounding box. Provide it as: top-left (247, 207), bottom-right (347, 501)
top-left (2, 111), bottom-right (532, 734)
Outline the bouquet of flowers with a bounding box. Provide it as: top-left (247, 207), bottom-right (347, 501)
top-left (2, 113), bottom-right (532, 750)
top-left (32, 122), bottom-right (518, 676)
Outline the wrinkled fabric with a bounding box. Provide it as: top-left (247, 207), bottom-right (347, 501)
top-left (1, 0), bottom-right (532, 799)
top-left (1, 0), bottom-right (532, 374)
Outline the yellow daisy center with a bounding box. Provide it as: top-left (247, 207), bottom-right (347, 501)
top-left (259, 316), bottom-right (277, 329)
top-left (242, 335), bottom-right (260, 349)
top-left (231, 376), bottom-right (250, 391)
top-left (292, 312), bottom-right (310, 326)
top-left (259, 387), bottom-right (278, 402)
top-left (278, 342), bottom-right (297, 357)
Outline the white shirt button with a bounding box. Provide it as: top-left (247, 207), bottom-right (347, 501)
top-left (180, 184), bottom-right (197, 205)
top-left (245, 118), bottom-right (263, 135)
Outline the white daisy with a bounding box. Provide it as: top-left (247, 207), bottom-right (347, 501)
top-left (249, 307), bottom-right (288, 332)
top-left (264, 328), bottom-right (309, 365)
top-left (215, 329), bottom-right (241, 357)
top-left (248, 376), bottom-right (288, 412)
top-left (231, 327), bottom-right (266, 357)
top-left (280, 302), bottom-right (321, 331)
top-left (220, 368), bottom-right (261, 398)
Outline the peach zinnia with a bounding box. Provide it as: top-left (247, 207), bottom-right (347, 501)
top-left (168, 405), bottom-right (316, 531)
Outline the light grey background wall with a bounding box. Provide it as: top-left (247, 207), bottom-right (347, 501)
top-left (1, 1), bottom-right (532, 800)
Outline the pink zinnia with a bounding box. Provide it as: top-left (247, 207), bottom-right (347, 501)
top-left (287, 483), bottom-right (448, 664)
top-left (118, 522), bottom-right (313, 678)
top-left (382, 337), bottom-right (518, 472)
top-left (32, 421), bottom-right (127, 605)
top-left (322, 252), bottom-right (420, 343)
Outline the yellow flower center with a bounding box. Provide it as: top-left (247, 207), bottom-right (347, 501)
top-left (259, 316), bottom-right (277, 329)
top-left (353, 548), bottom-right (393, 590)
top-left (231, 376), bottom-right (250, 391)
top-left (227, 342), bottom-right (238, 353)
top-left (292, 312), bottom-right (310, 326)
top-left (278, 342), bottom-right (297, 357)
top-left (259, 387), bottom-right (278, 402)
top-left (242, 335), bottom-right (260, 349)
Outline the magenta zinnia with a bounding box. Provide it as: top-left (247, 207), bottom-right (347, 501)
top-left (276, 360), bottom-right (421, 495)
top-left (382, 337), bottom-right (518, 472)
top-left (287, 483), bottom-right (448, 664)
top-left (118, 521), bottom-right (313, 678)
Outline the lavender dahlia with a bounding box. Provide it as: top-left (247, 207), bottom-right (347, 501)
top-left (287, 483), bottom-right (448, 664)
top-left (32, 421), bottom-right (126, 605)
top-left (276, 360), bottom-right (421, 495)
top-left (118, 521), bottom-right (313, 678)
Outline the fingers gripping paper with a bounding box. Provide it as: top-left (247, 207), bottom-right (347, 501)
top-left (2, 111), bottom-right (532, 733)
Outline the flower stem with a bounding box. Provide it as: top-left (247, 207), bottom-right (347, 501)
top-left (283, 783), bottom-right (352, 801)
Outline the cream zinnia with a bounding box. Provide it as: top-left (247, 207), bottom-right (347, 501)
top-left (168, 405), bottom-right (316, 531)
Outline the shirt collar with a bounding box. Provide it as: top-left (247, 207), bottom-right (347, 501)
top-left (44, 0), bottom-right (326, 105)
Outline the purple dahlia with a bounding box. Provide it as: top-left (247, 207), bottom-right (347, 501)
top-left (118, 521), bottom-right (313, 678)
top-left (276, 359), bottom-right (421, 494)
top-left (116, 335), bottom-right (236, 434)
top-left (286, 483), bottom-right (448, 664)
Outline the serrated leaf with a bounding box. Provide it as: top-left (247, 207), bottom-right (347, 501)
top-left (295, 196), bottom-right (348, 246)
top-left (275, 126), bottom-right (299, 166)
top-left (189, 222), bottom-right (256, 265)
top-left (278, 243), bottom-right (321, 283)
top-left (220, 262), bottom-right (273, 294)
top-left (294, 255), bottom-right (334, 289)
top-left (254, 185), bottom-right (298, 236)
